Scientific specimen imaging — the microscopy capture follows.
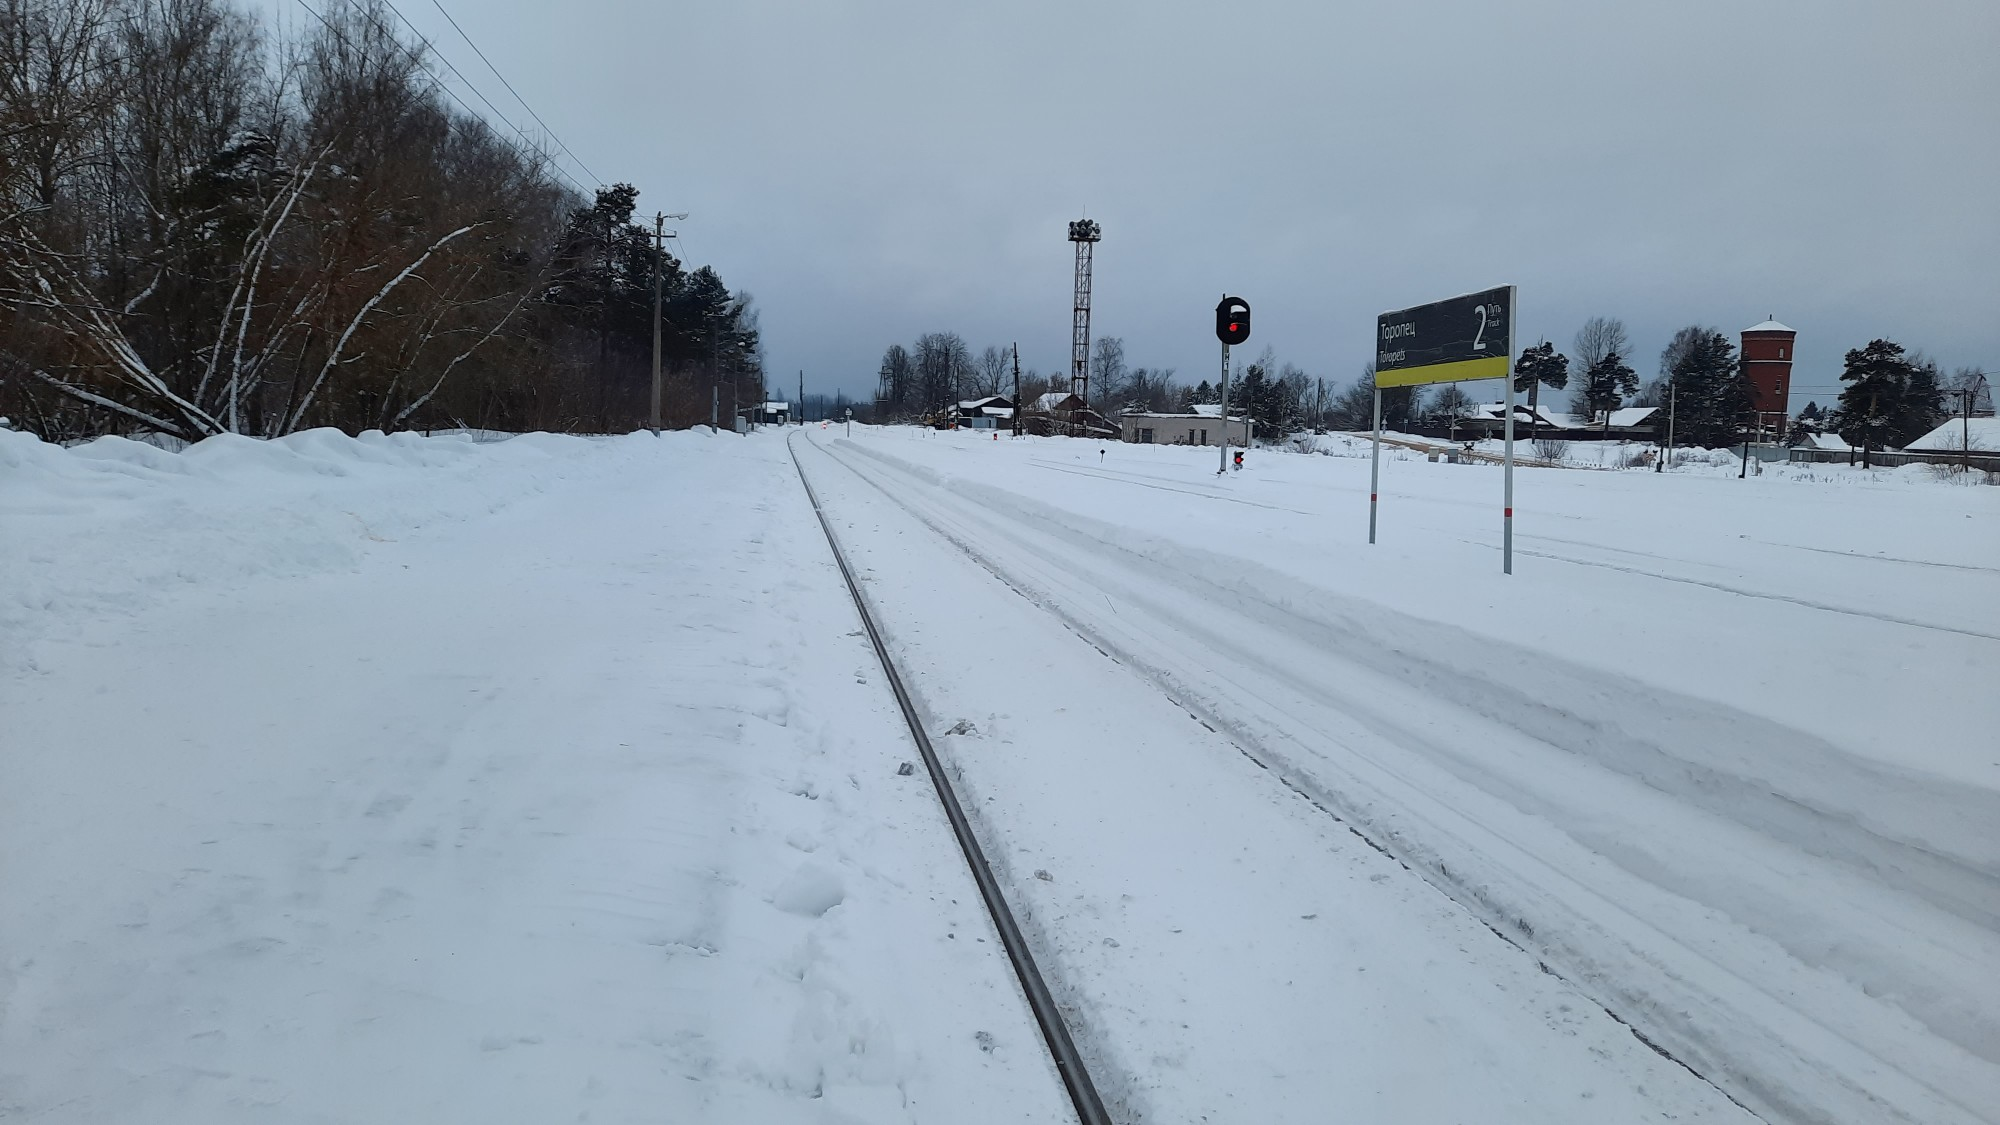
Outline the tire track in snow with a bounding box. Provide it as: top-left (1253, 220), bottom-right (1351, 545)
top-left (1489, 542), bottom-right (2000, 643)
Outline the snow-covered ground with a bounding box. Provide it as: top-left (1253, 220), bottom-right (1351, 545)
top-left (1, 428), bottom-right (1069, 1124)
top-left (1330, 427), bottom-right (1998, 479)
top-left (800, 424), bottom-right (1998, 1125)
top-left (4, 422), bottom-right (1993, 1124)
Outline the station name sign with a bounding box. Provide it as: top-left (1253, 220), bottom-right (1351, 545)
top-left (1375, 285), bottom-right (1513, 388)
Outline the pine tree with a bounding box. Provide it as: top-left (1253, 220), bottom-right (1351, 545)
top-left (1512, 342), bottom-right (1570, 434)
top-left (1193, 379), bottom-right (1215, 404)
top-left (1667, 331), bottom-right (1750, 448)
top-left (1895, 359), bottom-right (1946, 447)
top-left (1580, 349), bottom-right (1640, 435)
top-left (1240, 363), bottom-right (1287, 438)
top-left (1830, 339), bottom-right (1942, 465)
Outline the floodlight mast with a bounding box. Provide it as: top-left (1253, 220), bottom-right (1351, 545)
top-left (1068, 219), bottom-right (1101, 403)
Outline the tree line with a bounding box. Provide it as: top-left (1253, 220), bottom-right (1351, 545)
top-left (873, 313), bottom-right (1973, 455)
top-left (875, 330), bottom-right (1350, 436)
top-left (0, 0), bottom-right (762, 442)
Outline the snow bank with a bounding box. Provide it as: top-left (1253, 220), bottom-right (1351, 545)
top-left (0, 427), bottom-right (650, 672)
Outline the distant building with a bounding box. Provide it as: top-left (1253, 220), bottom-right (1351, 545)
top-left (750, 401), bottom-right (791, 425)
top-left (1022, 391), bottom-right (1115, 438)
top-left (1118, 411), bottom-right (1249, 447)
top-left (1450, 403), bottom-right (1659, 440)
top-left (1904, 415), bottom-right (2000, 453)
top-left (1740, 319), bottom-right (1795, 438)
top-left (954, 395), bottom-right (1015, 429)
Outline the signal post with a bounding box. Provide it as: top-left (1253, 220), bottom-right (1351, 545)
top-left (1215, 296), bottom-right (1250, 474)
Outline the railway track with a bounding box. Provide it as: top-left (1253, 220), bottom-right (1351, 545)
top-left (785, 431), bottom-right (1112, 1125)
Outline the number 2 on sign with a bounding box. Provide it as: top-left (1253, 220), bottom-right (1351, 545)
top-left (1472, 305), bottom-right (1488, 352)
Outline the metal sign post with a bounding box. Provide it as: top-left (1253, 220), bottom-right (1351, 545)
top-left (1503, 332), bottom-right (1515, 574)
top-left (1374, 284), bottom-right (1516, 573)
top-left (1369, 384), bottom-right (1382, 543)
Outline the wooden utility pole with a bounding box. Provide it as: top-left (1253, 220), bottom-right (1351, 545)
top-left (799, 370), bottom-right (805, 425)
top-left (1012, 343), bottom-right (1022, 438)
top-left (650, 214), bottom-right (664, 434)
top-left (597, 209), bottom-right (611, 432)
top-left (647, 212), bottom-right (686, 435)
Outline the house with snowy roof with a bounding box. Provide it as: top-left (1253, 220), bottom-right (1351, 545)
top-left (953, 395), bottom-right (1016, 429)
top-left (1904, 415), bottom-right (2000, 454)
top-left (1450, 403), bottom-right (1659, 440)
top-left (1020, 391), bottom-right (1115, 438)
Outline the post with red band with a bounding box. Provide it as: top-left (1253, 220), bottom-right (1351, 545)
top-left (1502, 288), bottom-right (1516, 575)
top-left (1368, 385), bottom-right (1382, 544)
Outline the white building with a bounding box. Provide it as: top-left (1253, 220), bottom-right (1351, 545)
top-left (1119, 410), bottom-right (1249, 447)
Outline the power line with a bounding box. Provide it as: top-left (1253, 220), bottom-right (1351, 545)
top-left (372, 1), bottom-right (537, 160)
top-left (292, 0), bottom-right (591, 197)
top-left (425, 0), bottom-right (602, 188)
top-left (361, 0), bottom-right (598, 195)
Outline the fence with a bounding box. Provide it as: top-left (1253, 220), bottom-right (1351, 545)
top-left (1788, 446), bottom-right (2000, 471)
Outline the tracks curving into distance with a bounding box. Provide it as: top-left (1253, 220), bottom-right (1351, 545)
top-left (785, 432), bottom-right (1112, 1125)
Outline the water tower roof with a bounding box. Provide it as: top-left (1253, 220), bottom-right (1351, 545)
top-left (1743, 319), bottom-right (1794, 334)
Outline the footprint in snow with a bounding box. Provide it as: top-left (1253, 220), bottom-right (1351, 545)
top-left (772, 864), bottom-right (846, 917)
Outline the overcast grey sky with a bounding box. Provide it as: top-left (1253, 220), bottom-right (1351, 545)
top-left (295, 0), bottom-right (1997, 406)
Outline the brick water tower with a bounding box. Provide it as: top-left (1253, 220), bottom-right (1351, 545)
top-left (1740, 318), bottom-right (1795, 440)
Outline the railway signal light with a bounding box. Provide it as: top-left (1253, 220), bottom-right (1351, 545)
top-left (1216, 296), bottom-right (1251, 345)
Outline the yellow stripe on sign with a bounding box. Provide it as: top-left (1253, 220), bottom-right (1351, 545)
top-left (1374, 354), bottom-right (1509, 388)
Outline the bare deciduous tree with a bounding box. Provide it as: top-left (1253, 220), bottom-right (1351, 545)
top-left (1570, 315), bottom-right (1630, 418)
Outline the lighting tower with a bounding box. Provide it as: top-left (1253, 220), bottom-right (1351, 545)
top-left (1067, 218), bottom-right (1102, 402)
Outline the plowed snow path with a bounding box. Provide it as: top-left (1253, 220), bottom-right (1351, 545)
top-left (803, 427), bottom-right (2000, 1125)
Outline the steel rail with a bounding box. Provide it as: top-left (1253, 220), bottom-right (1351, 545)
top-left (786, 431), bottom-right (1112, 1125)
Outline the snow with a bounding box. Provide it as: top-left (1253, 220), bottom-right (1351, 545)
top-left (0, 427), bottom-right (1068, 1124)
top-left (5, 421), bottom-right (1995, 1125)
top-left (1906, 414), bottom-right (2000, 451)
top-left (1744, 319), bottom-right (1796, 333)
top-left (803, 425), bottom-right (1998, 1125)
top-left (1607, 404), bottom-right (1662, 427)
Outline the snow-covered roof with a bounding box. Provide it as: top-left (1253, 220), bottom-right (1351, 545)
top-left (1793, 432), bottom-right (1849, 450)
top-left (957, 396), bottom-right (1008, 411)
top-left (1465, 403), bottom-right (1578, 427)
top-left (1032, 392), bottom-right (1075, 411)
top-left (980, 406), bottom-right (1014, 418)
top-left (1606, 406), bottom-right (1661, 427)
top-left (1904, 415), bottom-right (2000, 452)
top-left (761, 401), bottom-right (789, 412)
top-left (1190, 403), bottom-right (1224, 417)
top-left (1121, 411), bottom-right (1243, 422)
top-left (1742, 320), bottom-right (1794, 334)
